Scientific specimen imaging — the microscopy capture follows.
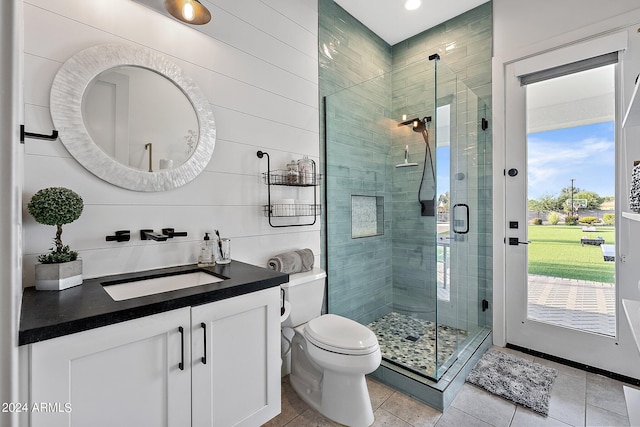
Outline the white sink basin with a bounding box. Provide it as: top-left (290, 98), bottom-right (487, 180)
top-left (102, 270), bottom-right (225, 301)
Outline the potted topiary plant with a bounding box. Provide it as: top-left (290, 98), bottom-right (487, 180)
top-left (27, 187), bottom-right (84, 291)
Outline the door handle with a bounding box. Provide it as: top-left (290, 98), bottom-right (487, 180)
top-left (508, 237), bottom-right (530, 245)
top-left (453, 203), bottom-right (469, 234)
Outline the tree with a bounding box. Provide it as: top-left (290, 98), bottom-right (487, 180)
top-left (28, 187), bottom-right (84, 263)
top-left (558, 186), bottom-right (582, 196)
top-left (557, 186), bottom-right (581, 213)
top-left (528, 199), bottom-right (543, 218)
top-left (437, 192), bottom-right (449, 212)
top-left (561, 190), bottom-right (604, 212)
top-left (529, 194), bottom-right (557, 218)
top-left (574, 191), bottom-right (604, 210)
top-left (538, 194), bottom-right (558, 213)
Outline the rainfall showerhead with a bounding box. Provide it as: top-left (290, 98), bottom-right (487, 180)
top-left (397, 116), bottom-right (432, 132)
top-left (397, 117), bottom-right (423, 132)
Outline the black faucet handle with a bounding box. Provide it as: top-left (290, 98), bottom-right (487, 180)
top-left (106, 230), bottom-right (130, 242)
top-left (162, 228), bottom-right (188, 238)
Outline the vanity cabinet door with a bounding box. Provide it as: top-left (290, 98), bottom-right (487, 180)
top-left (30, 307), bottom-right (192, 427)
top-left (191, 287), bottom-right (281, 427)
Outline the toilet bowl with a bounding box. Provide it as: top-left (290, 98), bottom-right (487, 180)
top-left (281, 269), bottom-right (381, 426)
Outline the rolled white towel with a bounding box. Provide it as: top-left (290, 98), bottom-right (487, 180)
top-left (268, 248), bottom-right (314, 274)
top-left (296, 248), bottom-right (314, 272)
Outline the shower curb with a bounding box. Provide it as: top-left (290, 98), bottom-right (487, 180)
top-left (369, 329), bottom-right (492, 411)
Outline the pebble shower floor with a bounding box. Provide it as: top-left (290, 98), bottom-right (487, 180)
top-left (367, 311), bottom-right (467, 378)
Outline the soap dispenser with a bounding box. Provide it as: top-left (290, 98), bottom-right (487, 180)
top-left (198, 232), bottom-right (214, 266)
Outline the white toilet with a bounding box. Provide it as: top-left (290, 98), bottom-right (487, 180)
top-left (281, 268), bottom-right (381, 427)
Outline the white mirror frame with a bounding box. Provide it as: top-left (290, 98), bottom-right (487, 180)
top-left (50, 43), bottom-right (216, 192)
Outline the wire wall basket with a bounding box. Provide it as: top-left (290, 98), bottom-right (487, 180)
top-left (263, 204), bottom-right (322, 217)
top-left (261, 171), bottom-right (322, 186)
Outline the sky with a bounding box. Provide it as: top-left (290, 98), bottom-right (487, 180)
top-left (436, 146), bottom-right (450, 198)
top-left (432, 121), bottom-right (614, 202)
top-left (527, 122), bottom-right (615, 200)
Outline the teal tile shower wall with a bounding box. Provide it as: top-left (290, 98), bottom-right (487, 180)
top-left (320, 0), bottom-right (394, 324)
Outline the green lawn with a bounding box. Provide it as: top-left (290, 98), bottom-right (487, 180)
top-left (527, 225), bottom-right (615, 283)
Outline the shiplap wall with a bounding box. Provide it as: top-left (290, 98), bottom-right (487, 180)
top-left (22, 0), bottom-right (320, 285)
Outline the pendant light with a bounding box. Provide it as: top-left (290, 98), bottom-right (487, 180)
top-left (164, 0), bottom-right (211, 25)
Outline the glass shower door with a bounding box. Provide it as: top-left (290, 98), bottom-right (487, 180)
top-left (434, 60), bottom-right (489, 377)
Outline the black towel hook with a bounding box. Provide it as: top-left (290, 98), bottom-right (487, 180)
top-left (20, 125), bottom-right (59, 144)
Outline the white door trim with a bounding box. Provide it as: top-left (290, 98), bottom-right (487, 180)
top-left (0, 0), bottom-right (22, 423)
top-left (513, 31), bottom-right (627, 78)
top-left (493, 21), bottom-right (640, 379)
top-left (504, 58), bottom-right (620, 363)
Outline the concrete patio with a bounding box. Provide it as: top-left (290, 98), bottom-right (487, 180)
top-left (527, 274), bottom-right (616, 336)
top-left (437, 262), bottom-right (616, 336)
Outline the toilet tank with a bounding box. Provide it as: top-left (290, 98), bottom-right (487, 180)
top-left (281, 268), bottom-right (326, 327)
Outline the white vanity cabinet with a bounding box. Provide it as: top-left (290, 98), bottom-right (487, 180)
top-left (192, 286), bottom-right (281, 427)
top-left (29, 287), bottom-right (281, 427)
top-left (30, 307), bottom-right (192, 427)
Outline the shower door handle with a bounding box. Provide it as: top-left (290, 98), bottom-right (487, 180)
top-left (452, 203), bottom-right (469, 234)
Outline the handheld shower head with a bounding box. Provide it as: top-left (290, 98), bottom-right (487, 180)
top-left (396, 114), bottom-right (435, 217)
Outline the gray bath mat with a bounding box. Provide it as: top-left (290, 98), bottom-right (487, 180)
top-left (466, 349), bottom-right (558, 415)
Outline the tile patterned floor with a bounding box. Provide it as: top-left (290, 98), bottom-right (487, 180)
top-left (264, 346), bottom-right (636, 427)
top-left (528, 275), bottom-right (616, 336)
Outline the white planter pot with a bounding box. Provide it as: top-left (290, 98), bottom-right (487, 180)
top-left (35, 259), bottom-right (83, 291)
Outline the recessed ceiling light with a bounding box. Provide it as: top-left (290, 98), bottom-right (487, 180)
top-left (405, 0), bottom-right (421, 11)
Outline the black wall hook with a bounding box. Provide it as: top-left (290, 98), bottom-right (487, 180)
top-left (20, 125), bottom-right (58, 144)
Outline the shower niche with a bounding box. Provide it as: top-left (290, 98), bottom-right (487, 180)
top-left (324, 55), bottom-right (492, 408)
top-left (351, 195), bottom-right (384, 238)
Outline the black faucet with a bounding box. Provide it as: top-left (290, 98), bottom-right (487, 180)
top-left (162, 228), bottom-right (188, 238)
top-left (140, 229), bottom-right (168, 241)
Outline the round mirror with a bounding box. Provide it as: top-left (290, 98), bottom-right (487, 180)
top-left (83, 66), bottom-right (199, 172)
top-left (50, 44), bottom-right (216, 191)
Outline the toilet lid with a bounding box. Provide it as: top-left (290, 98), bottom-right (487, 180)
top-left (304, 314), bottom-right (379, 355)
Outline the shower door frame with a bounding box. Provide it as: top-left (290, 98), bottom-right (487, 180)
top-left (323, 57), bottom-right (490, 382)
top-left (433, 58), bottom-right (492, 379)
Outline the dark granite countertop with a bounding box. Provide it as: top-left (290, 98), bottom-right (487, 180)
top-left (19, 260), bottom-right (288, 346)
